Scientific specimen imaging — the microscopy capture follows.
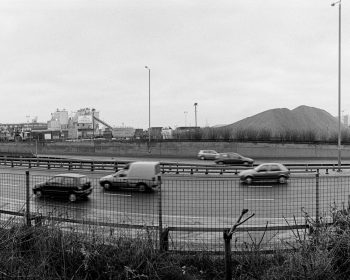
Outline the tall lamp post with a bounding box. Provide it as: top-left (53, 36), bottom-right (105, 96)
top-left (332, 1), bottom-right (341, 171)
top-left (145, 66), bottom-right (151, 146)
top-left (194, 102), bottom-right (198, 127)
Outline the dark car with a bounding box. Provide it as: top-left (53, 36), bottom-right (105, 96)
top-left (239, 163), bottom-right (290, 184)
top-left (214, 152), bottom-right (254, 166)
top-left (197, 150), bottom-right (220, 160)
top-left (33, 173), bottom-right (93, 202)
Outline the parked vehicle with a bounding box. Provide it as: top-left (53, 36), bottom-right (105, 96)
top-left (197, 150), bottom-right (219, 160)
top-left (33, 173), bottom-right (93, 202)
top-left (239, 163), bottom-right (290, 184)
top-left (99, 161), bottom-right (162, 192)
top-left (214, 152), bottom-right (254, 166)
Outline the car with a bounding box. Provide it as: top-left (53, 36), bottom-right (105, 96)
top-left (99, 161), bottom-right (162, 192)
top-left (197, 150), bottom-right (220, 160)
top-left (239, 163), bottom-right (290, 184)
top-left (214, 152), bottom-right (254, 166)
top-left (33, 173), bottom-right (93, 202)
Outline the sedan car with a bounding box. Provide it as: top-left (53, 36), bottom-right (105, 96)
top-left (239, 163), bottom-right (290, 184)
top-left (214, 152), bottom-right (254, 166)
top-left (33, 173), bottom-right (93, 202)
top-left (197, 150), bottom-right (220, 160)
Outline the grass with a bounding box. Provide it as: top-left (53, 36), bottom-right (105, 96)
top-left (1, 209), bottom-right (350, 279)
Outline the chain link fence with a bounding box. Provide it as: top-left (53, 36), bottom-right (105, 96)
top-left (0, 171), bottom-right (349, 253)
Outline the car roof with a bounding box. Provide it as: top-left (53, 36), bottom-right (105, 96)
top-left (130, 161), bottom-right (160, 166)
top-left (54, 173), bottom-right (87, 178)
top-left (258, 163), bottom-right (286, 167)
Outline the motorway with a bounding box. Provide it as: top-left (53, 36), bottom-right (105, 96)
top-left (1, 156), bottom-right (350, 250)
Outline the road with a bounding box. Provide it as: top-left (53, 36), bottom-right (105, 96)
top-left (1, 162), bottom-right (349, 250)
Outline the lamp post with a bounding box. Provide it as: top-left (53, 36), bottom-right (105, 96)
top-left (145, 66), bottom-right (151, 146)
top-left (194, 103), bottom-right (198, 127)
top-left (332, 1), bottom-right (341, 171)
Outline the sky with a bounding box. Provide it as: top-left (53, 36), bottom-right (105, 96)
top-left (0, 0), bottom-right (349, 129)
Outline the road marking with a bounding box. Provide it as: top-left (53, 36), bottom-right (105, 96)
top-left (247, 185), bottom-right (273, 188)
top-left (1, 184), bottom-right (19, 187)
top-left (244, 198), bottom-right (275, 201)
top-left (103, 193), bottom-right (132, 197)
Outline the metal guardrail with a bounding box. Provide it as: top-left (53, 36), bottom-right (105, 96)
top-left (0, 156), bottom-right (347, 175)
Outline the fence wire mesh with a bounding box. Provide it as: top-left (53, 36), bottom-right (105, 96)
top-left (0, 171), bottom-right (350, 253)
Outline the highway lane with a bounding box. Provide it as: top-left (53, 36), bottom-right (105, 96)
top-left (0, 166), bottom-right (349, 229)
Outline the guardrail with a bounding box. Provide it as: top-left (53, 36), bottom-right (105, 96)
top-left (0, 156), bottom-right (347, 175)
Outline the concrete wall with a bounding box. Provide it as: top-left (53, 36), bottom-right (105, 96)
top-left (0, 141), bottom-right (349, 159)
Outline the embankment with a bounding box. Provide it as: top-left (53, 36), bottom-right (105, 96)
top-left (0, 141), bottom-right (349, 159)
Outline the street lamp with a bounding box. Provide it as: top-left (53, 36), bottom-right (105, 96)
top-left (194, 103), bottom-right (198, 127)
top-left (332, 1), bottom-right (341, 171)
top-left (145, 66), bottom-right (151, 146)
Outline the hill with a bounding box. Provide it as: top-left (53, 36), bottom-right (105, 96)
top-left (221, 105), bottom-right (347, 139)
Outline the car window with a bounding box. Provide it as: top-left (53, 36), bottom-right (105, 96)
top-left (80, 177), bottom-right (89, 184)
top-left (62, 177), bottom-right (75, 186)
top-left (49, 177), bottom-right (63, 184)
top-left (270, 165), bottom-right (281, 171)
top-left (257, 166), bottom-right (269, 172)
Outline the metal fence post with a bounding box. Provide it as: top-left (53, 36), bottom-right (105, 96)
top-left (223, 229), bottom-right (232, 280)
top-left (26, 171), bottom-right (31, 227)
top-left (158, 178), bottom-right (163, 251)
top-left (315, 172), bottom-right (320, 225)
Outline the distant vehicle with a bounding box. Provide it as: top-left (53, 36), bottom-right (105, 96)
top-left (214, 152), bottom-right (254, 166)
top-left (239, 163), bottom-right (290, 185)
top-left (197, 150), bottom-right (220, 160)
top-left (33, 173), bottom-right (93, 202)
top-left (99, 161), bottom-right (162, 192)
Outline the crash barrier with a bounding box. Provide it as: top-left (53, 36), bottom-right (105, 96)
top-left (0, 156), bottom-right (347, 175)
top-left (0, 171), bottom-right (347, 253)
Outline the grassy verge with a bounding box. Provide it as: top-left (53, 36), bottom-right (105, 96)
top-left (1, 210), bottom-right (350, 279)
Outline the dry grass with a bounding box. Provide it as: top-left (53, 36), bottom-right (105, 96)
top-left (1, 209), bottom-right (350, 279)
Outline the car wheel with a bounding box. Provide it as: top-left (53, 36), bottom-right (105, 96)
top-left (217, 161), bottom-right (224, 165)
top-left (243, 162), bottom-right (249, 166)
top-left (200, 156), bottom-right (205, 160)
top-left (103, 182), bottom-right (112, 191)
top-left (35, 190), bottom-right (43, 198)
top-left (68, 193), bottom-right (77, 202)
top-left (137, 183), bottom-right (147, 192)
top-left (278, 176), bottom-right (287, 184)
top-left (245, 177), bottom-right (253, 185)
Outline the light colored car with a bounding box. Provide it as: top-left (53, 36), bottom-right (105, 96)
top-left (214, 152), bottom-right (254, 166)
top-left (197, 150), bottom-right (219, 160)
top-left (99, 161), bottom-right (162, 192)
top-left (239, 163), bottom-right (290, 184)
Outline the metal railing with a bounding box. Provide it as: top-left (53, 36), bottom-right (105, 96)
top-left (0, 171), bottom-right (348, 253)
top-left (0, 156), bottom-right (347, 175)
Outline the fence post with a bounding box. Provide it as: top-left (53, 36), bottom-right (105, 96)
top-left (26, 171), bottom-right (31, 227)
top-left (223, 229), bottom-right (232, 280)
top-left (91, 162), bottom-right (94, 171)
top-left (158, 178), bottom-right (163, 251)
top-left (160, 228), bottom-right (169, 251)
top-left (315, 172), bottom-right (320, 226)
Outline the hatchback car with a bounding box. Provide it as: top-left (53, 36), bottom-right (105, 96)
top-left (197, 150), bottom-right (219, 160)
top-left (33, 173), bottom-right (93, 202)
top-left (214, 152), bottom-right (254, 166)
top-left (239, 163), bottom-right (290, 184)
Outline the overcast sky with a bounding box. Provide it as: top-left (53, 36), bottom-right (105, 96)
top-left (0, 0), bottom-right (349, 129)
